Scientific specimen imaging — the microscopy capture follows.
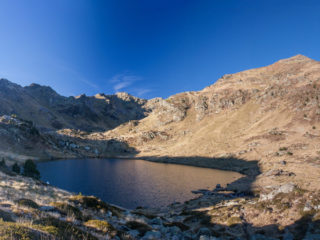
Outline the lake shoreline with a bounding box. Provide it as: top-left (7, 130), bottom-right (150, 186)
top-left (38, 158), bottom-right (243, 209)
top-left (37, 154), bottom-right (255, 176)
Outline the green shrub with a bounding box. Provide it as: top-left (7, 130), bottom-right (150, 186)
top-left (17, 199), bottom-right (39, 209)
top-left (69, 195), bottom-right (123, 217)
top-left (226, 216), bottom-right (242, 226)
top-left (0, 210), bottom-right (13, 222)
top-left (0, 220), bottom-right (37, 240)
top-left (0, 159), bottom-right (6, 168)
top-left (84, 219), bottom-right (114, 234)
top-left (279, 147), bottom-right (288, 151)
top-left (12, 163), bottom-right (20, 174)
top-left (50, 202), bottom-right (83, 220)
top-left (34, 217), bottom-right (97, 240)
top-left (23, 160), bottom-right (40, 180)
top-left (125, 221), bottom-right (152, 236)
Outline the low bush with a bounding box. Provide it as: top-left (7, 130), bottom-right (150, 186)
top-left (12, 163), bottom-right (20, 174)
top-left (50, 202), bottom-right (83, 220)
top-left (23, 160), bottom-right (40, 180)
top-left (0, 210), bottom-right (14, 222)
top-left (69, 195), bottom-right (123, 217)
top-left (17, 199), bottom-right (39, 209)
top-left (84, 219), bottom-right (115, 234)
top-left (34, 217), bottom-right (97, 240)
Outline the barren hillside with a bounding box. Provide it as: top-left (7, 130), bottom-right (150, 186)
top-left (80, 54), bottom-right (320, 192)
top-left (1, 55), bottom-right (320, 192)
top-left (1, 55), bottom-right (320, 239)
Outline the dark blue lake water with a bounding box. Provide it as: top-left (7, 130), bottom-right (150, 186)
top-left (38, 158), bottom-right (241, 209)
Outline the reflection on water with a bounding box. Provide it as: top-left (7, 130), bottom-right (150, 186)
top-left (38, 158), bottom-right (242, 209)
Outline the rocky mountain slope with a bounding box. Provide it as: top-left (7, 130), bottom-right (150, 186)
top-left (96, 54), bottom-right (320, 191)
top-left (1, 54), bottom-right (320, 239)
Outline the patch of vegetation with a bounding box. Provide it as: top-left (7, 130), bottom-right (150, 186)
top-left (12, 162), bottom-right (20, 174)
top-left (34, 217), bottom-right (97, 240)
top-left (0, 159), bottom-right (6, 168)
top-left (0, 210), bottom-right (14, 222)
top-left (272, 194), bottom-right (292, 211)
top-left (183, 210), bottom-right (213, 227)
top-left (130, 209), bottom-right (157, 219)
top-left (163, 221), bottom-right (190, 231)
top-left (125, 221), bottom-right (152, 236)
top-left (287, 151), bottom-right (293, 156)
top-left (84, 219), bottom-right (115, 234)
top-left (294, 187), bottom-right (308, 195)
top-left (17, 199), bottom-right (39, 209)
top-left (32, 225), bottom-right (59, 236)
top-left (23, 160), bottom-right (40, 180)
top-left (50, 202), bottom-right (83, 220)
top-left (69, 195), bottom-right (123, 217)
top-left (279, 147), bottom-right (288, 151)
top-left (226, 216), bottom-right (242, 227)
top-left (0, 220), bottom-right (38, 240)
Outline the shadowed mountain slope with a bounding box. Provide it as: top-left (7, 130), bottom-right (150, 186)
top-left (0, 79), bottom-right (149, 132)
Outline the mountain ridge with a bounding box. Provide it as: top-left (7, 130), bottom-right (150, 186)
top-left (1, 54), bottom-right (320, 192)
top-left (1, 54), bottom-right (320, 239)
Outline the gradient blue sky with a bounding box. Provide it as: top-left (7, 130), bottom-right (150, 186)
top-left (0, 0), bottom-right (319, 99)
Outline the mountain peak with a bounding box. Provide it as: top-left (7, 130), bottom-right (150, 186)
top-left (277, 54), bottom-right (313, 63)
top-left (0, 78), bottom-right (21, 89)
top-left (25, 83), bottom-right (58, 95)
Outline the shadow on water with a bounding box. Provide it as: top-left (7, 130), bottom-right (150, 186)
top-left (126, 156), bottom-right (319, 239)
top-left (136, 155), bottom-right (260, 194)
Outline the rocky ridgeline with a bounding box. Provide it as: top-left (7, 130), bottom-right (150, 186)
top-left (0, 80), bottom-right (149, 132)
top-left (0, 115), bottom-right (135, 163)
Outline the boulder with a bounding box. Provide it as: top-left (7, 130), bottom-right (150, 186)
top-left (260, 183), bottom-right (296, 201)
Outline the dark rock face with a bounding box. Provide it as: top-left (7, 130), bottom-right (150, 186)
top-left (0, 79), bottom-right (149, 132)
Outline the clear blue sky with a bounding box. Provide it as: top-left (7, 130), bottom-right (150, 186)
top-left (0, 0), bottom-right (319, 99)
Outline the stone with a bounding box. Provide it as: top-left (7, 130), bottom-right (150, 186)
top-left (199, 236), bottom-right (220, 240)
top-left (183, 230), bottom-right (196, 239)
top-left (303, 201), bottom-right (313, 212)
top-left (39, 205), bottom-right (55, 211)
top-left (197, 227), bottom-right (211, 237)
top-left (260, 183), bottom-right (296, 201)
top-left (69, 143), bottom-right (77, 149)
top-left (142, 230), bottom-right (162, 240)
top-left (127, 230), bottom-right (139, 238)
top-left (150, 217), bottom-right (163, 226)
